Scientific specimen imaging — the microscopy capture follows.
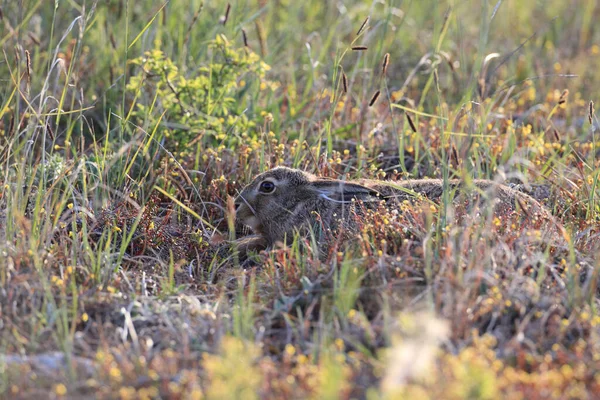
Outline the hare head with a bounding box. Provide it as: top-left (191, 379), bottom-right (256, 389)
top-left (235, 167), bottom-right (383, 246)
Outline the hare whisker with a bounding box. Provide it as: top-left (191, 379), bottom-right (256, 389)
top-left (271, 199), bottom-right (298, 216)
top-left (235, 191), bottom-right (257, 216)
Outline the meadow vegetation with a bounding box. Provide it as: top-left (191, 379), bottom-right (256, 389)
top-left (1, 0), bottom-right (599, 398)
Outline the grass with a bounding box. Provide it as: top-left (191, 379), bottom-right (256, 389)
top-left (1, 0), bottom-right (599, 398)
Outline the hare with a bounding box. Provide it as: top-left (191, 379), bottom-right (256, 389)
top-left (234, 167), bottom-right (562, 255)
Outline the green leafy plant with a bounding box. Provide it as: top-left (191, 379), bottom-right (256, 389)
top-left (126, 34), bottom-right (277, 152)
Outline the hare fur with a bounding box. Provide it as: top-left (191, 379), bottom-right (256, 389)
top-left (234, 167), bottom-right (560, 254)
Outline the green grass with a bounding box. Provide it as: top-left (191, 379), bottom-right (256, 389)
top-left (1, 0), bottom-right (599, 398)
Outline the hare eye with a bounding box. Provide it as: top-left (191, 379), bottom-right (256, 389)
top-left (259, 181), bottom-right (276, 193)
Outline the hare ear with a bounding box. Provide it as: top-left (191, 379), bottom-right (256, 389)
top-left (311, 180), bottom-right (383, 203)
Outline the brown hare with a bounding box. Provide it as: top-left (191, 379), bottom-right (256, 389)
top-left (234, 167), bottom-right (562, 255)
